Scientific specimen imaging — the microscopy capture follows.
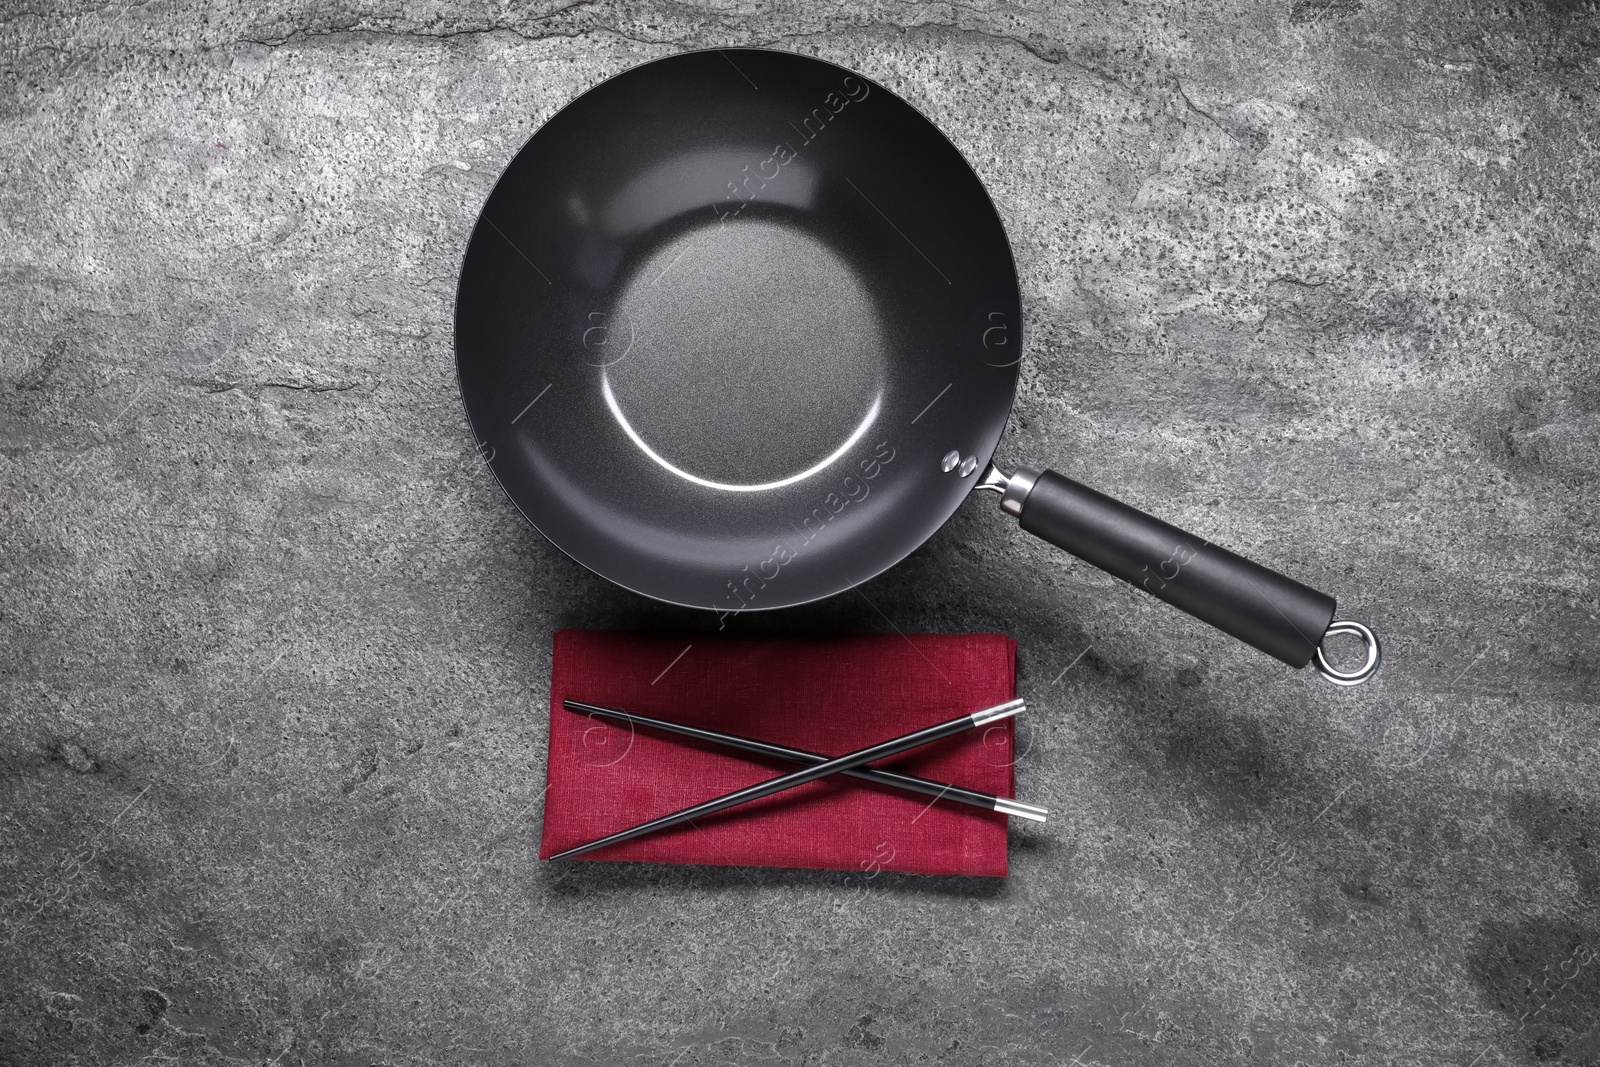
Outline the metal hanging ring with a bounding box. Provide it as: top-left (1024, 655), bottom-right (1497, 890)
top-left (1314, 620), bottom-right (1381, 686)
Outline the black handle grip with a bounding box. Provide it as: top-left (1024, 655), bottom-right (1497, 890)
top-left (1017, 470), bottom-right (1335, 668)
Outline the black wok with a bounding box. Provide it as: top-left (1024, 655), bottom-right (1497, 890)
top-left (454, 48), bottom-right (1380, 685)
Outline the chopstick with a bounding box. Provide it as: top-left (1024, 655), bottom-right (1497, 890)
top-left (563, 699), bottom-right (1046, 822)
top-left (547, 698), bottom-right (1025, 861)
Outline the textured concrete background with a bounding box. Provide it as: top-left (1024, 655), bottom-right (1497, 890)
top-left (3, 1), bottom-right (1598, 1064)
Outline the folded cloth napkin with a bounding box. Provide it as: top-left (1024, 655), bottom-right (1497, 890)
top-left (539, 629), bottom-right (1018, 876)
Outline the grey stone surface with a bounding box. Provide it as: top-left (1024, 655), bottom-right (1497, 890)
top-left (3, 1), bottom-right (1598, 1064)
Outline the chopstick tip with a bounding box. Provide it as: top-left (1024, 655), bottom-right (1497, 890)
top-left (971, 700), bottom-right (1025, 726)
top-left (993, 797), bottom-right (1048, 822)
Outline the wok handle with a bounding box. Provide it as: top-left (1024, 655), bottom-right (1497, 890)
top-left (980, 466), bottom-right (1380, 683)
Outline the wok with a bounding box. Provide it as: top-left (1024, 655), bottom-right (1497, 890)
top-left (454, 48), bottom-right (1380, 685)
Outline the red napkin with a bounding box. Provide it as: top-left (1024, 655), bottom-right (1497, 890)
top-left (538, 630), bottom-right (1018, 876)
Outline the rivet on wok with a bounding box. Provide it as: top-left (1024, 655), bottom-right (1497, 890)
top-left (959, 456), bottom-right (978, 477)
top-left (940, 450), bottom-right (961, 473)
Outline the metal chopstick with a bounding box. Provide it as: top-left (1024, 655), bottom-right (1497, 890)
top-left (564, 699), bottom-right (1046, 822)
top-left (548, 699), bottom-right (1025, 861)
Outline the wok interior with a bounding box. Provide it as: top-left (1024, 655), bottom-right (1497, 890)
top-left (455, 49), bottom-right (1023, 610)
top-left (604, 218), bottom-right (887, 490)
